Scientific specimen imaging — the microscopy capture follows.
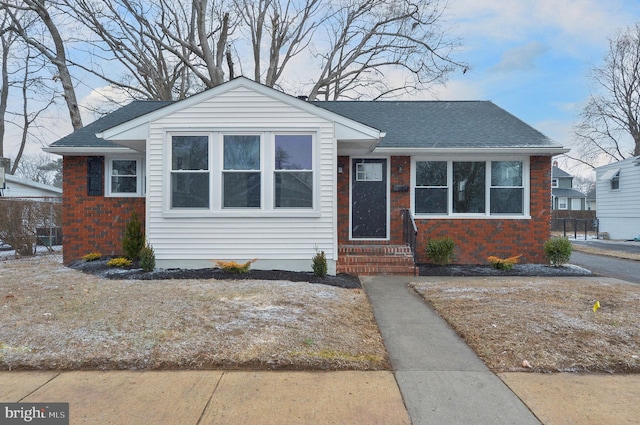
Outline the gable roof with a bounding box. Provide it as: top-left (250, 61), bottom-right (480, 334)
top-left (552, 166), bottom-right (572, 178)
top-left (45, 101), bottom-right (172, 154)
top-left (3, 174), bottom-right (62, 196)
top-left (552, 187), bottom-right (586, 198)
top-left (315, 100), bottom-right (564, 151)
top-left (45, 77), bottom-right (566, 155)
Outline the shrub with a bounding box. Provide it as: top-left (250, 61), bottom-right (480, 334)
top-left (122, 212), bottom-right (144, 260)
top-left (215, 259), bottom-right (257, 274)
top-left (426, 237), bottom-right (456, 266)
top-left (82, 252), bottom-right (102, 261)
top-left (487, 254), bottom-right (522, 270)
top-left (544, 236), bottom-right (572, 266)
top-left (139, 243), bottom-right (156, 272)
top-left (312, 250), bottom-right (328, 277)
top-left (106, 257), bottom-right (133, 267)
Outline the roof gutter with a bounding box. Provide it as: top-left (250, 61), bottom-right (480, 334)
top-left (42, 146), bottom-right (140, 156)
top-left (373, 147), bottom-right (570, 156)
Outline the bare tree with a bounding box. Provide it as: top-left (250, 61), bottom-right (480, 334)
top-left (0, 8), bottom-right (15, 159)
top-left (307, 0), bottom-right (465, 100)
top-left (3, 0), bottom-right (83, 129)
top-left (574, 23), bottom-right (640, 166)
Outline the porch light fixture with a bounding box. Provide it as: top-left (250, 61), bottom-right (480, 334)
top-left (397, 165), bottom-right (403, 174)
top-left (338, 162), bottom-right (344, 174)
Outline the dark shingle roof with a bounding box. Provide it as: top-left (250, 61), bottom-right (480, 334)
top-left (552, 166), bottom-right (572, 178)
top-left (314, 100), bottom-right (560, 149)
top-left (552, 188), bottom-right (587, 198)
top-left (49, 101), bottom-right (173, 148)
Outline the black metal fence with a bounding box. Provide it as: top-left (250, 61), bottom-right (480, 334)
top-left (552, 217), bottom-right (599, 240)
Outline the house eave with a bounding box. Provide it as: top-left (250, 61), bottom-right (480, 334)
top-left (42, 146), bottom-right (141, 156)
top-left (372, 147), bottom-right (570, 156)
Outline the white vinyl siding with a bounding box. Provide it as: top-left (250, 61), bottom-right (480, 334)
top-left (596, 158), bottom-right (640, 239)
top-left (145, 86), bottom-right (337, 270)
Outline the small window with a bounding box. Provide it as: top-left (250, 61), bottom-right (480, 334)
top-left (356, 162), bottom-right (382, 181)
top-left (551, 178), bottom-right (558, 188)
top-left (558, 197), bottom-right (567, 210)
top-left (611, 171), bottom-right (620, 190)
top-left (107, 158), bottom-right (143, 197)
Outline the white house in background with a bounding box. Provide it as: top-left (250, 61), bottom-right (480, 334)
top-left (595, 156), bottom-right (640, 240)
top-left (0, 173), bottom-right (62, 198)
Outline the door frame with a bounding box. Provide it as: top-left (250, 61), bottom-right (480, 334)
top-left (349, 156), bottom-right (390, 241)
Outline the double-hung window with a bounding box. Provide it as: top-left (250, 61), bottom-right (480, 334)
top-left (413, 159), bottom-right (526, 216)
top-left (171, 135), bottom-right (210, 208)
top-left (107, 157), bottom-right (144, 196)
top-left (274, 135), bottom-right (313, 208)
top-left (223, 135), bottom-right (261, 208)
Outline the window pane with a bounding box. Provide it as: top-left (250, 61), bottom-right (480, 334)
top-left (223, 172), bottom-right (261, 207)
top-left (275, 135), bottom-right (312, 170)
top-left (171, 173), bottom-right (209, 208)
top-left (490, 188), bottom-right (523, 214)
top-left (112, 176), bottom-right (137, 193)
top-left (492, 161), bottom-right (522, 186)
top-left (356, 163), bottom-right (382, 181)
top-left (415, 188), bottom-right (448, 214)
top-left (275, 172), bottom-right (313, 208)
top-left (416, 161), bottom-right (447, 186)
top-left (453, 162), bottom-right (485, 213)
top-left (224, 135), bottom-right (260, 170)
top-left (172, 136), bottom-right (208, 170)
top-left (112, 160), bottom-right (136, 176)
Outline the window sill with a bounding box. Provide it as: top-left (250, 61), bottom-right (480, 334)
top-left (161, 209), bottom-right (322, 219)
top-left (414, 214), bottom-right (531, 220)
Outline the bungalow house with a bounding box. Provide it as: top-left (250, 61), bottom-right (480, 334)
top-left (44, 77), bottom-right (567, 275)
top-left (595, 156), bottom-right (640, 240)
top-left (551, 164), bottom-right (587, 210)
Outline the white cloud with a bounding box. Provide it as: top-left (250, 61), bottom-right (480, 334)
top-left (79, 85), bottom-right (133, 124)
top-left (490, 41), bottom-right (548, 73)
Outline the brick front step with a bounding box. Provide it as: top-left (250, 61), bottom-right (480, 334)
top-left (337, 245), bottom-right (416, 276)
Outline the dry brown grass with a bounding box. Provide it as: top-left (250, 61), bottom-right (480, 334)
top-left (0, 254), bottom-right (388, 371)
top-left (411, 276), bottom-right (640, 373)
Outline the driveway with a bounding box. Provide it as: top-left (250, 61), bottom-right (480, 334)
top-left (571, 240), bottom-right (640, 284)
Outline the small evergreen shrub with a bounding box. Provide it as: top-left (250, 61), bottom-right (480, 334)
top-left (122, 212), bottom-right (144, 260)
top-left (107, 257), bottom-right (133, 267)
top-left (487, 254), bottom-right (522, 270)
top-left (312, 250), bottom-right (328, 277)
top-left (544, 236), bottom-right (572, 266)
top-left (82, 252), bottom-right (102, 261)
top-left (426, 237), bottom-right (456, 266)
top-left (139, 243), bottom-right (156, 272)
top-left (215, 259), bottom-right (256, 274)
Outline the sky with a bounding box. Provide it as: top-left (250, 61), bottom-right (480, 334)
top-left (6, 0), bottom-right (640, 179)
top-left (423, 0), bottom-right (640, 176)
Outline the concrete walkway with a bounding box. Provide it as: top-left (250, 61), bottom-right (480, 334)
top-left (0, 370), bottom-right (410, 424)
top-left (361, 276), bottom-right (540, 425)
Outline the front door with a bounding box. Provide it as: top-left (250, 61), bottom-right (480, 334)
top-left (351, 158), bottom-right (388, 239)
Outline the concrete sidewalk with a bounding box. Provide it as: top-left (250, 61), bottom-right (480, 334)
top-left (1, 370), bottom-right (410, 424)
top-left (361, 276), bottom-right (540, 425)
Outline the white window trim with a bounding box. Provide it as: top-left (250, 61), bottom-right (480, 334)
top-left (411, 156), bottom-right (530, 219)
top-left (558, 197), bottom-right (568, 210)
top-left (163, 130), bottom-right (320, 218)
top-left (551, 178), bottom-right (558, 188)
top-left (105, 156), bottom-right (145, 197)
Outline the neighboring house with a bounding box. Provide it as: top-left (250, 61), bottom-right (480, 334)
top-left (595, 156), bottom-right (640, 240)
top-left (0, 173), bottom-right (62, 198)
top-left (551, 164), bottom-right (587, 210)
top-left (45, 77), bottom-right (567, 275)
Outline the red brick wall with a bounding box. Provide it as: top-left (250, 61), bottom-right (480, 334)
top-left (62, 156), bottom-right (145, 263)
top-left (337, 155), bottom-right (552, 264)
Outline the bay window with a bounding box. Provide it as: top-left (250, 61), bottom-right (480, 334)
top-left (413, 159), bottom-right (526, 216)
